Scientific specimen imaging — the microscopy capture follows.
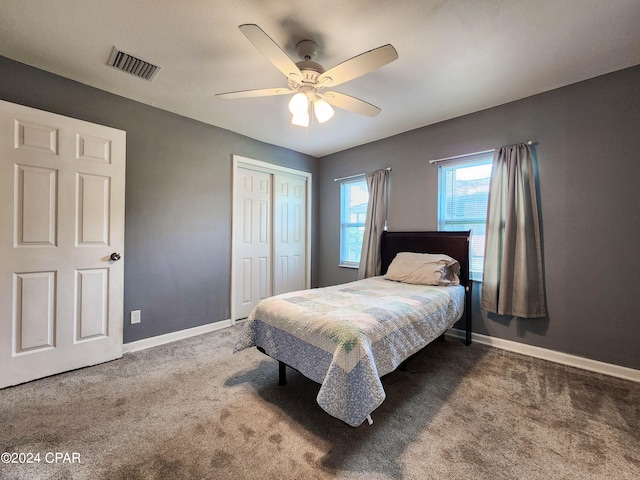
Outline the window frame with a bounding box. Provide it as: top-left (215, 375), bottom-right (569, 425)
top-left (339, 176), bottom-right (368, 268)
top-left (437, 152), bottom-right (494, 282)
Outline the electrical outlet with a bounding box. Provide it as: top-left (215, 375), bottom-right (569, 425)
top-left (130, 310), bottom-right (141, 324)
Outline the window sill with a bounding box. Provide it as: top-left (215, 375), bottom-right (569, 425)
top-left (338, 263), bottom-right (359, 269)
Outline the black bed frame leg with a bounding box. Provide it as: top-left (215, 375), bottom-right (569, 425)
top-left (465, 286), bottom-right (472, 346)
top-left (278, 361), bottom-right (287, 386)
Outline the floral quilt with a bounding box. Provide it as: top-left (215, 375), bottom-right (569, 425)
top-left (234, 276), bottom-right (464, 426)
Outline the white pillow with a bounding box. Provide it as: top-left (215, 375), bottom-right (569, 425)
top-left (384, 252), bottom-right (460, 286)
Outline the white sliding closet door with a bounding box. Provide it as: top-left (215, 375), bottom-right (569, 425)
top-left (232, 157), bottom-right (310, 321)
top-left (273, 173), bottom-right (307, 295)
top-left (233, 167), bottom-right (272, 320)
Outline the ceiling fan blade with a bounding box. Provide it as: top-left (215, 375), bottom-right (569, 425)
top-left (319, 91), bottom-right (381, 117)
top-left (216, 87), bottom-right (293, 100)
top-left (318, 44), bottom-right (398, 87)
top-left (238, 24), bottom-right (302, 79)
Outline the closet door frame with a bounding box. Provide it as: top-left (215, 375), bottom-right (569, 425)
top-left (230, 155), bottom-right (312, 324)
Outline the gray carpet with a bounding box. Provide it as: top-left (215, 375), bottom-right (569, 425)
top-left (1, 324), bottom-right (638, 480)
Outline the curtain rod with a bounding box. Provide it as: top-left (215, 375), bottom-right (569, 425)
top-left (333, 167), bottom-right (391, 182)
top-left (428, 140), bottom-right (534, 164)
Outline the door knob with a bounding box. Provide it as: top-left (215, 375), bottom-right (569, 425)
top-left (110, 252), bottom-right (122, 262)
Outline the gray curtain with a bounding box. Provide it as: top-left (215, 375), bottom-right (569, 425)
top-left (481, 143), bottom-right (546, 318)
top-left (358, 169), bottom-right (389, 279)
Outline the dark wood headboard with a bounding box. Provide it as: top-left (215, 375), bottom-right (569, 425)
top-left (380, 230), bottom-right (473, 345)
top-left (380, 231), bottom-right (472, 289)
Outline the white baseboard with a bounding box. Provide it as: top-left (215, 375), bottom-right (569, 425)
top-left (446, 328), bottom-right (640, 383)
top-left (122, 321), bottom-right (639, 384)
top-left (122, 319), bottom-right (233, 354)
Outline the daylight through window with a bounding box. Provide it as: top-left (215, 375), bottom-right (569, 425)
top-left (339, 177), bottom-right (369, 267)
top-left (438, 153), bottom-right (494, 280)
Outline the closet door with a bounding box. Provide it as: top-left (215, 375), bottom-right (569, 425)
top-left (233, 167), bottom-right (272, 319)
top-left (273, 173), bottom-right (307, 295)
top-left (231, 157), bottom-right (310, 322)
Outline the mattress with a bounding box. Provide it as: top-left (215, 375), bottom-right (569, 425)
top-left (234, 275), bottom-right (465, 426)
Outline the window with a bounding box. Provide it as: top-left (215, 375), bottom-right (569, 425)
top-left (438, 153), bottom-right (493, 281)
top-left (339, 177), bottom-right (369, 267)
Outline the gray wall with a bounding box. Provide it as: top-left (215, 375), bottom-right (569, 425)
top-left (318, 65), bottom-right (640, 370)
top-left (2, 55), bottom-right (639, 371)
top-left (0, 56), bottom-right (318, 343)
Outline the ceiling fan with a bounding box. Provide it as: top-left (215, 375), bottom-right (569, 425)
top-left (216, 24), bottom-right (398, 127)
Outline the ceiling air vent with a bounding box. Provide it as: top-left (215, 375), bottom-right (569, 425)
top-left (107, 47), bottom-right (161, 81)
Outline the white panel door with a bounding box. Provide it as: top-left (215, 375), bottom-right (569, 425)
top-left (233, 167), bottom-right (271, 319)
top-left (0, 100), bottom-right (126, 388)
top-left (273, 173), bottom-right (307, 295)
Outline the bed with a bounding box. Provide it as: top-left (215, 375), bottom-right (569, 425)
top-left (234, 231), bottom-right (472, 426)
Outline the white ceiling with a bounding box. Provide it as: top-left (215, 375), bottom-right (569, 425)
top-left (1, 0), bottom-right (639, 158)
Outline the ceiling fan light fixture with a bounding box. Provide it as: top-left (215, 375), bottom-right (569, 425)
top-left (291, 110), bottom-right (310, 127)
top-left (217, 25), bottom-right (398, 130)
top-left (313, 99), bottom-right (334, 123)
top-left (288, 92), bottom-right (309, 115)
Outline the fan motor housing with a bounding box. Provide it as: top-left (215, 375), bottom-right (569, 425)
top-left (295, 60), bottom-right (324, 74)
top-left (289, 62), bottom-right (324, 90)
